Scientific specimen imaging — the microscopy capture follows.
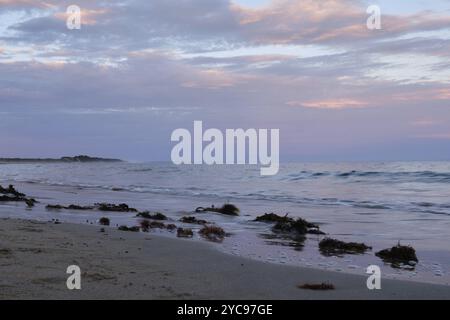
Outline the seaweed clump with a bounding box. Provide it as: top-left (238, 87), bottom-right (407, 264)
top-left (166, 224), bottom-right (177, 231)
top-left (255, 213), bottom-right (324, 249)
top-left (118, 225), bottom-right (140, 232)
top-left (99, 217), bottom-right (110, 226)
top-left (298, 283), bottom-right (335, 291)
top-left (45, 203), bottom-right (138, 212)
top-left (273, 217), bottom-right (325, 235)
top-left (375, 244), bottom-right (418, 268)
top-left (259, 233), bottom-right (306, 251)
top-left (196, 204), bottom-right (240, 216)
top-left (97, 203), bottom-right (138, 212)
top-left (139, 220), bottom-right (151, 232)
top-left (46, 204), bottom-right (93, 210)
top-left (144, 220), bottom-right (165, 230)
top-left (0, 184), bottom-right (25, 197)
top-left (177, 228), bottom-right (194, 238)
top-left (136, 211), bottom-right (167, 220)
top-left (0, 184), bottom-right (37, 206)
top-left (180, 216), bottom-right (208, 225)
top-left (0, 248), bottom-right (12, 257)
top-left (254, 213), bottom-right (291, 223)
top-left (319, 238), bottom-right (371, 256)
top-left (199, 225), bottom-right (227, 242)
top-left (139, 220), bottom-right (176, 232)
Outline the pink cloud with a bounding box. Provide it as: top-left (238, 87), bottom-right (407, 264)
top-left (230, 0), bottom-right (450, 45)
top-left (410, 118), bottom-right (440, 127)
top-left (391, 88), bottom-right (450, 102)
top-left (287, 98), bottom-right (368, 109)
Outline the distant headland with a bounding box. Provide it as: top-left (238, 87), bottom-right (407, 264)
top-left (0, 155), bottom-right (123, 164)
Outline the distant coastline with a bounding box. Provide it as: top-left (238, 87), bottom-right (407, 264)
top-left (0, 155), bottom-right (123, 164)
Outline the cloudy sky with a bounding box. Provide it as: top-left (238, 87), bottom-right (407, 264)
top-left (1, 0), bottom-right (450, 161)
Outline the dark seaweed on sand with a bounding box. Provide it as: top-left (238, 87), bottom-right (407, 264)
top-left (319, 238), bottom-right (371, 256)
top-left (139, 220), bottom-right (151, 232)
top-left (117, 225), bottom-right (140, 232)
top-left (376, 244), bottom-right (418, 269)
top-left (254, 213), bottom-right (291, 223)
top-left (0, 248), bottom-right (12, 256)
top-left (196, 204), bottom-right (240, 216)
top-left (166, 224), bottom-right (177, 230)
top-left (99, 217), bottom-right (110, 226)
top-left (97, 203), bottom-right (138, 212)
top-left (272, 217), bottom-right (325, 235)
top-left (46, 204), bottom-right (93, 210)
top-left (259, 233), bottom-right (306, 251)
top-left (139, 220), bottom-right (176, 232)
top-left (0, 184), bottom-right (37, 207)
top-left (254, 213), bottom-right (325, 235)
top-left (136, 211), bottom-right (168, 220)
top-left (177, 228), bottom-right (194, 238)
top-left (46, 203), bottom-right (138, 212)
top-left (180, 216), bottom-right (208, 225)
top-left (0, 185), bottom-right (25, 197)
top-left (199, 225), bottom-right (227, 242)
top-left (298, 283), bottom-right (335, 290)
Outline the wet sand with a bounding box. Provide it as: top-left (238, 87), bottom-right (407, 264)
top-left (1, 218), bottom-right (450, 299)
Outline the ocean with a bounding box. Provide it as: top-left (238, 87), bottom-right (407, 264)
top-left (1, 161), bottom-right (449, 284)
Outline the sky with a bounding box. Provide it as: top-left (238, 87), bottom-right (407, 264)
top-left (0, 0), bottom-right (450, 162)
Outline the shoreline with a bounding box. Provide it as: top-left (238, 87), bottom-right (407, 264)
top-left (1, 179), bottom-right (450, 286)
top-left (1, 218), bottom-right (450, 299)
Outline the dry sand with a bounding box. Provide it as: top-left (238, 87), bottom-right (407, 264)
top-left (1, 218), bottom-right (450, 300)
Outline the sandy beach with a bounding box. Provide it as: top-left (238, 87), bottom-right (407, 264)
top-left (1, 218), bottom-right (450, 300)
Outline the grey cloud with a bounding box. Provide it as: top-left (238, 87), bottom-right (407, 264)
top-left (4, 0), bottom-right (450, 59)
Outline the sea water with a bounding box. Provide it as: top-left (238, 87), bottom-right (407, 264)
top-left (1, 161), bottom-right (449, 285)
